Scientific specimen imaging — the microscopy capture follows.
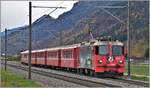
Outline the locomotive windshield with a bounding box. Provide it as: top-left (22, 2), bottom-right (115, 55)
top-left (99, 45), bottom-right (109, 55)
top-left (112, 45), bottom-right (123, 56)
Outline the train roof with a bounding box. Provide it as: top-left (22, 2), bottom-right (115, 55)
top-left (59, 44), bottom-right (80, 49)
top-left (21, 44), bottom-right (80, 54)
top-left (46, 44), bottom-right (80, 51)
top-left (21, 49), bottom-right (47, 54)
top-left (93, 40), bottom-right (123, 46)
top-left (20, 40), bottom-right (123, 54)
top-left (80, 40), bottom-right (123, 46)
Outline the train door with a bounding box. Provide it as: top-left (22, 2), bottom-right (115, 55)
top-left (58, 50), bottom-right (61, 67)
top-left (79, 45), bottom-right (92, 69)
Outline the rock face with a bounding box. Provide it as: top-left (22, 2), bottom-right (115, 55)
top-left (1, 1), bottom-right (149, 55)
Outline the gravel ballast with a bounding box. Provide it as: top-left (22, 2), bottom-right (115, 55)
top-left (1, 63), bottom-right (85, 87)
top-left (2, 61), bottom-right (146, 87)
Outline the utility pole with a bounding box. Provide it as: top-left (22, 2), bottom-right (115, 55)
top-left (59, 18), bottom-right (63, 46)
top-left (27, 2), bottom-right (65, 79)
top-left (59, 30), bottom-right (63, 46)
top-left (4, 28), bottom-right (7, 70)
top-left (127, 0), bottom-right (130, 79)
top-left (28, 2), bottom-right (32, 79)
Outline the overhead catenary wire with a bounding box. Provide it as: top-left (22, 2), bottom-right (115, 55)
top-left (10, 1), bottom-right (130, 79)
top-left (99, 4), bottom-right (130, 78)
top-left (101, 8), bottom-right (125, 24)
top-left (28, 1), bottom-right (67, 79)
top-left (32, 6), bottom-right (65, 9)
top-left (20, 1), bottom-right (65, 26)
top-left (29, 1), bottom-right (65, 24)
top-left (48, 8), bottom-right (58, 15)
top-left (20, 1), bottom-right (66, 44)
top-left (26, 1), bottom-right (65, 44)
top-left (48, 1), bottom-right (64, 15)
top-left (31, 1), bottom-right (65, 16)
top-left (98, 6), bottom-right (127, 9)
top-left (21, 15), bottom-right (29, 26)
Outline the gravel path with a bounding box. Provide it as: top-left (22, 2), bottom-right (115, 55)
top-left (1, 63), bottom-right (85, 87)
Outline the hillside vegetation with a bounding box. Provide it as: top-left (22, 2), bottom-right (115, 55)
top-left (1, 1), bottom-right (149, 58)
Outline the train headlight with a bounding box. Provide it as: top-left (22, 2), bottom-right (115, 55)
top-left (99, 60), bottom-right (103, 64)
top-left (119, 60), bottom-right (123, 64)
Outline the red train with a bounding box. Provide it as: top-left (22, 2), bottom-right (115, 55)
top-left (21, 39), bottom-right (126, 77)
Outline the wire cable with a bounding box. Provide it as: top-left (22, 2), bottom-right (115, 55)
top-left (48, 1), bottom-right (64, 15)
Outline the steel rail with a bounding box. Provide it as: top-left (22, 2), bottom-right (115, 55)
top-left (114, 77), bottom-right (149, 87)
top-left (2, 62), bottom-right (149, 87)
top-left (103, 77), bottom-right (149, 87)
top-left (2, 63), bottom-right (120, 87)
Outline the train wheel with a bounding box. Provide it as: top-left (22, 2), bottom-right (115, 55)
top-left (73, 69), bottom-right (76, 73)
top-left (89, 70), bottom-right (94, 76)
top-left (119, 73), bottom-right (123, 76)
top-left (77, 69), bottom-right (80, 74)
top-left (93, 72), bottom-right (98, 77)
top-left (79, 69), bottom-right (83, 74)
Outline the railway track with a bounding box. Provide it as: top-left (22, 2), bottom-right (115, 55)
top-left (1, 62), bottom-right (120, 87)
top-left (2, 61), bottom-right (149, 87)
top-left (109, 77), bottom-right (149, 87)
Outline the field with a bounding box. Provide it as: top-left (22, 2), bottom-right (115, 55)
top-left (1, 69), bottom-right (41, 87)
top-left (124, 64), bottom-right (149, 81)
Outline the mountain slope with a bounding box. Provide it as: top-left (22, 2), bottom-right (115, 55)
top-left (1, 1), bottom-right (149, 57)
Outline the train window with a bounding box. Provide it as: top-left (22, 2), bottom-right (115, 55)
top-left (25, 54), bottom-right (27, 58)
top-left (63, 50), bottom-right (72, 59)
top-left (38, 53), bottom-right (40, 58)
top-left (22, 54), bottom-right (24, 58)
top-left (99, 45), bottom-right (109, 55)
top-left (48, 51), bottom-right (57, 58)
top-left (24, 54), bottom-right (26, 58)
top-left (38, 52), bottom-right (45, 58)
top-left (112, 45), bottom-right (123, 56)
top-left (32, 53), bottom-right (35, 58)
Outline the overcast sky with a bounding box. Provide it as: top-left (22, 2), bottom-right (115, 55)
top-left (1, 1), bottom-right (77, 32)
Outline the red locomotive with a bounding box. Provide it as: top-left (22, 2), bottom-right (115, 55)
top-left (21, 38), bottom-right (126, 77)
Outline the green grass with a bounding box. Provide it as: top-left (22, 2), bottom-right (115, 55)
top-left (131, 76), bottom-right (149, 81)
top-left (1, 56), bottom-right (20, 61)
top-left (1, 69), bottom-right (41, 87)
top-left (125, 64), bottom-right (149, 81)
top-left (7, 56), bottom-right (20, 61)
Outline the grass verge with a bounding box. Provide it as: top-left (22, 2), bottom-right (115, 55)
top-left (1, 69), bottom-right (41, 87)
top-left (130, 75), bottom-right (149, 81)
top-left (125, 64), bottom-right (149, 81)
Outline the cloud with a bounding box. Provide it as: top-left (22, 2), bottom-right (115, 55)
top-left (1, 1), bottom-right (77, 31)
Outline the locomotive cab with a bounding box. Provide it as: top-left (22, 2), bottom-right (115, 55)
top-left (93, 40), bottom-right (126, 77)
